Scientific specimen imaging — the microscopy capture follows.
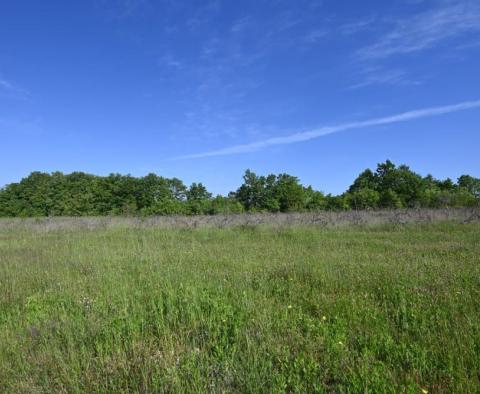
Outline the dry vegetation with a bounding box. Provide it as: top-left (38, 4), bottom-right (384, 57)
top-left (0, 207), bottom-right (478, 232)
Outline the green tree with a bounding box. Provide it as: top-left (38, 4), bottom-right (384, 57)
top-left (347, 188), bottom-right (380, 210)
top-left (0, 164), bottom-right (478, 218)
top-left (348, 169), bottom-right (377, 193)
top-left (236, 170), bottom-right (267, 211)
top-left (187, 183), bottom-right (212, 201)
top-left (458, 175), bottom-right (480, 198)
top-left (208, 196), bottom-right (245, 214)
top-left (304, 187), bottom-right (326, 211)
top-left (273, 174), bottom-right (306, 212)
top-left (379, 189), bottom-right (403, 209)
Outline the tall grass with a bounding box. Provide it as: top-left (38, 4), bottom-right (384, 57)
top-left (0, 221), bottom-right (479, 392)
top-left (0, 207), bottom-right (478, 232)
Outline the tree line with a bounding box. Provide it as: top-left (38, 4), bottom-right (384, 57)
top-left (0, 160), bottom-right (478, 217)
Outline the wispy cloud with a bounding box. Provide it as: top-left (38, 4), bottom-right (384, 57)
top-left (95, 0), bottom-right (151, 20)
top-left (230, 16), bottom-right (253, 34)
top-left (0, 79), bottom-right (15, 91)
top-left (304, 28), bottom-right (328, 44)
top-left (157, 53), bottom-right (184, 69)
top-left (160, 6), bottom-right (322, 141)
top-left (358, 2), bottom-right (480, 59)
top-left (348, 68), bottom-right (420, 90)
top-left (173, 100), bottom-right (480, 159)
top-left (185, 0), bottom-right (221, 31)
top-left (0, 78), bottom-right (30, 100)
top-left (339, 16), bottom-right (376, 35)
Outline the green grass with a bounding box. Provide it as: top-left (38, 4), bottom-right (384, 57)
top-left (0, 222), bottom-right (479, 393)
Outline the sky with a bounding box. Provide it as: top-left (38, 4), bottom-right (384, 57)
top-left (1, 0), bottom-right (479, 195)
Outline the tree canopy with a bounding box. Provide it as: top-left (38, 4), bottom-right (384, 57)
top-left (0, 161), bottom-right (478, 217)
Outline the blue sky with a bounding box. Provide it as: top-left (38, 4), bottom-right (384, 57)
top-left (1, 0), bottom-right (479, 195)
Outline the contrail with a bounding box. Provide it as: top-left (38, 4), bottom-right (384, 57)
top-left (173, 100), bottom-right (480, 160)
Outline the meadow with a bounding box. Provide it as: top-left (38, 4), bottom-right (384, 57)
top-left (0, 218), bottom-right (479, 393)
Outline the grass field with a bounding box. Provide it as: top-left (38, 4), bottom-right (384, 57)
top-left (0, 221), bottom-right (479, 393)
